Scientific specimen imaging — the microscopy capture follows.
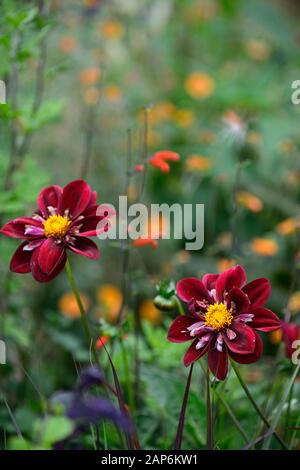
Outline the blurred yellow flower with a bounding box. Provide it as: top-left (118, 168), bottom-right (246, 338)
top-left (199, 130), bottom-right (216, 144)
top-left (83, 0), bottom-right (98, 6)
top-left (216, 232), bottom-right (232, 250)
top-left (104, 85), bottom-right (122, 102)
top-left (268, 329), bottom-right (283, 345)
top-left (217, 259), bottom-right (236, 273)
top-left (247, 131), bottom-right (262, 145)
top-left (236, 191), bottom-right (263, 213)
top-left (83, 87), bottom-right (100, 105)
top-left (288, 291), bottom-right (300, 314)
top-left (174, 109), bottom-right (194, 127)
top-left (185, 72), bottom-right (215, 99)
top-left (127, 183), bottom-right (138, 202)
top-left (139, 300), bottom-right (162, 325)
top-left (280, 140), bottom-right (296, 155)
top-left (59, 35), bottom-right (77, 54)
top-left (175, 250), bottom-right (191, 264)
top-left (246, 39), bottom-right (271, 61)
top-left (276, 218), bottom-right (297, 236)
top-left (96, 284), bottom-right (123, 323)
top-left (101, 20), bottom-right (123, 40)
top-left (58, 292), bottom-right (90, 319)
top-left (251, 238), bottom-right (279, 256)
top-left (149, 101), bottom-right (175, 124)
top-left (185, 155), bottom-right (212, 172)
top-left (79, 67), bottom-right (101, 85)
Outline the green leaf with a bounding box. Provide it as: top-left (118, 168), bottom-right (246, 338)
top-left (35, 417), bottom-right (74, 446)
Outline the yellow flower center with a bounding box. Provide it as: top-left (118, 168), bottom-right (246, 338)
top-left (43, 215), bottom-right (71, 238)
top-left (205, 302), bottom-right (233, 331)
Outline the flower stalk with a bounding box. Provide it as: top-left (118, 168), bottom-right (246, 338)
top-left (230, 359), bottom-right (288, 449)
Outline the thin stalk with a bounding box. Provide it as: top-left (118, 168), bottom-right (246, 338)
top-left (262, 363), bottom-right (300, 449)
top-left (65, 257), bottom-right (99, 368)
top-left (230, 360), bottom-right (288, 449)
top-left (198, 361), bottom-right (251, 445)
top-left (283, 382), bottom-right (294, 442)
top-left (206, 367), bottom-right (213, 449)
top-left (173, 296), bottom-right (185, 316)
top-left (102, 421), bottom-right (108, 450)
top-left (120, 338), bottom-right (134, 411)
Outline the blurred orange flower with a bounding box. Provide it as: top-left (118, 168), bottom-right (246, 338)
top-left (276, 218), bottom-right (297, 236)
top-left (251, 238), bottom-right (279, 256)
top-left (236, 191), bottom-right (263, 213)
top-left (59, 36), bottom-right (77, 54)
top-left (185, 72), bottom-right (215, 99)
top-left (217, 258), bottom-right (236, 273)
top-left (149, 150), bottom-right (180, 173)
top-left (58, 292), bottom-right (90, 319)
top-left (132, 214), bottom-right (169, 250)
top-left (288, 291), bottom-right (300, 314)
top-left (79, 67), bottom-right (101, 85)
top-left (95, 335), bottom-right (110, 349)
top-left (268, 328), bottom-right (283, 345)
top-left (185, 155), bottom-right (212, 172)
top-left (139, 299), bottom-right (162, 325)
top-left (104, 85), bottom-right (122, 102)
top-left (101, 20), bottom-right (123, 40)
top-left (83, 87), bottom-right (100, 105)
top-left (246, 39), bottom-right (271, 61)
top-left (96, 284), bottom-right (123, 323)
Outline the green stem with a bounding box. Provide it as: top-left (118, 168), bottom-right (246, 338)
top-left (65, 257), bottom-right (100, 368)
top-left (120, 337), bottom-right (134, 411)
top-left (102, 421), bottom-right (108, 450)
top-left (206, 367), bottom-right (213, 449)
top-left (230, 360), bottom-right (288, 449)
top-left (173, 296), bottom-right (185, 316)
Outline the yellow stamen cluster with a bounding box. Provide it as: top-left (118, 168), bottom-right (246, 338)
top-left (205, 302), bottom-right (233, 331)
top-left (43, 215), bottom-right (71, 239)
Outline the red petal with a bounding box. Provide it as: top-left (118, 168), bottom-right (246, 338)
top-left (176, 277), bottom-right (211, 303)
top-left (152, 150), bottom-right (180, 162)
top-left (216, 265), bottom-right (246, 301)
top-left (0, 217), bottom-right (42, 239)
top-left (250, 307), bottom-right (281, 332)
top-left (184, 338), bottom-right (210, 367)
top-left (10, 242), bottom-right (33, 273)
top-left (68, 237), bottom-right (99, 260)
top-left (202, 273), bottom-right (219, 290)
top-left (282, 322), bottom-right (300, 358)
top-left (58, 180), bottom-right (91, 219)
top-left (37, 185), bottom-right (63, 217)
top-left (31, 247), bottom-right (66, 282)
top-left (223, 322), bottom-right (256, 355)
top-left (38, 239), bottom-right (66, 275)
top-left (167, 316), bottom-right (196, 343)
top-left (78, 216), bottom-right (102, 237)
top-left (228, 331), bottom-right (262, 364)
top-left (208, 348), bottom-right (228, 380)
top-left (150, 157), bottom-right (170, 173)
top-left (242, 278), bottom-right (271, 309)
top-left (227, 287), bottom-right (250, 314)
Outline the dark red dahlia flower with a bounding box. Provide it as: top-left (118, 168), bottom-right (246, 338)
top-left (167, 265), bottom-right (281, 380)
top-left (0, 180), bottom-right (113, 282)
top-left (282, 321), bottom-right (300, 358)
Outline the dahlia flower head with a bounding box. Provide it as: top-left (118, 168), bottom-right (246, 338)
top-left (168, 265), bottom-right (281, 380)
top-left (0, 180), bottom-right (113, 282)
